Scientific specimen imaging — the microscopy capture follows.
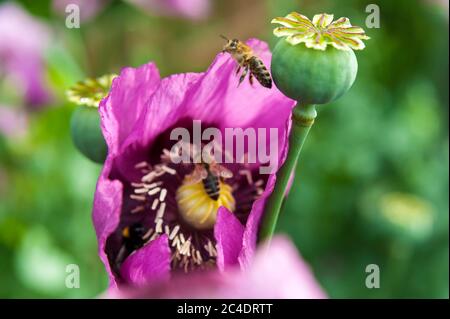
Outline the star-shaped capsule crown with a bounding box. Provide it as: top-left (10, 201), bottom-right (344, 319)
top-left (67, 74), bottom-right (117, 107)
top-left (272, 12), bottom-right (370, 51)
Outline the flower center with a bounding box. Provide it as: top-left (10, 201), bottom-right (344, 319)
top-left (110, 142), bottom-right (265, 277)
top-left (176, 178), bottom-right (235, 230)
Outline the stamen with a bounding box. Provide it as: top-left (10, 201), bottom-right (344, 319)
top-left (159, 188), bottom-right (168, 202)
top-left (155, 218), bottom-right (163, 234)
top-left (205, 240), bottom-right (217, 257)
top-left (146, 182), bottom-right (162, 189)
top-left (239, 169), bottom-right (253, 185)
top-left (169, 225), bottom-right (180, 240)
top-left (142, 172), bottom-right (156, 182)
top-left (161, 165), bottom-right (176, 175)
top-left (172, 236), bottom-right (180, 248)
top-left (179, 237), bottom-right (191, 256)
top-left (131, 205), bottom-right (145, 214)
top-left (196, 250), bottom-right (203, 264)
top-left (142, 228), bottom-right (154, 240)
top-left (161, 149), bottom-right (171, 161)
top-left (149, 232), bottom-right (158, 241)
top-left (211, 246), bottom-right (217, 257)
top-left (134, 161), bottom-right (149, 169)
top-left (183, 255), bottom-right (189, 273)
top-left (148, 187), bottom-right (161, 196)
top-left (130, 194), bottom-right (146, 201)
top-left (134, 188), bottom-right (149, 194)
top-left (154, 167), bottom-right (166, 177)
top-left (151, 198), bottom-right (159, 210)
top-left (155, 202), bottom-right (166, 220)
top-left (191, 248), bottom-right (198, 264)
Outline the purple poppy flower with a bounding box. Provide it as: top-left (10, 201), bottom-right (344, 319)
top-left (0, 3), bottom-right (52, 107)
top-left (52, 0), bottom-right (109, 22)
top-left (105, 236), bottom-right (326, 298)
top-left (53, 0), bottom-right (210, 21)
top-left (94, 39), bottom-right (301, 292)
top-left (126, 0), bottom-right (210, 20)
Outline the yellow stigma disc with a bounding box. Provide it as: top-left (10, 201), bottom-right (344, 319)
top-left (176, 179), bottom-right (235, 230)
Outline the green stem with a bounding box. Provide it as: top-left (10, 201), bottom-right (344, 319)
top-left (259, 102), bottom-right (317, 242)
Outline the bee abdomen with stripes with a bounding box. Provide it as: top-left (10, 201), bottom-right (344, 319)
top-left (249, 56), bottom-right (272, 88)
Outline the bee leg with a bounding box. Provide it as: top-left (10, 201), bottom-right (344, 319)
top-left (235, 65), bottom-right (242, 75)
top-left (249, 72), bottom-right (254, 86)
top-left (238, 66), bottom-right (248, 87)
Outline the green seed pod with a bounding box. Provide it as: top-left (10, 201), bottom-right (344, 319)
top-left (67, 74), bottom-right (116, 164)
top-left (70, 106), bottom-right (107, 164)
top-left (271, 12), bottom-right (369, 105)
top-left (260, 13), bottom-right (370, 241)
top-left (272, 40), bottom-right (358, 105)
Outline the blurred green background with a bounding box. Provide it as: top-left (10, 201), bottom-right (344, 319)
top-left (0, 0), bottom-right (448, 298)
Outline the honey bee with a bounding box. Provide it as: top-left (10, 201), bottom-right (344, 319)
top-left (221, 35), bottom-right (272, 89)
top-left (185, 161), bottom-right (233, 201)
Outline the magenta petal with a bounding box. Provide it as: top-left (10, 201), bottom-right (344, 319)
top-left (214, 207), bottom-right (244, 272)
top-left (99, 63), bottom-right (161, 182)
top-left (103, 236), bottom-right (326, 299)
top-left (235, 236), bottom-right (327, 298)
top-left (134, 72), bottom-right (203, 148)
top-left (92, 174), bottom-right (124, 289)
top-left (99, 63), bottom-right (161, 155)
top-left (120, 235), bottom-right (171, 287)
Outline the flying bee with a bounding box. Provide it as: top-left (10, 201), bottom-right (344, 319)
top-left (185, 159), bottom-right (233, 201)
top-left (221, 35), bottom-right (272, 89)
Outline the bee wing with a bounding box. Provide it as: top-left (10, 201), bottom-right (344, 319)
top-left (210, 163), bottom-right (233, 179)
top-left (185, 165), bottom-right (208, 184)
top-left (237, 41), bottom-right (252, 52)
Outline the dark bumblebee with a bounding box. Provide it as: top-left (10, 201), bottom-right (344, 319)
top-left (115, 222), bottom-right (147, 269)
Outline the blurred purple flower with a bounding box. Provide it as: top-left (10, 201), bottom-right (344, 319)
top-left (92, 39), bottom-right (322, 297)
top-left (126, 0), bottom-right (210, 20)
top-left (52, 0), bottom-right (110, 22)
top-left (0, 106), bottom-right (28, 139)
top-left (53, 0), bottom-right (210, 21)
top-left (106, 236), bottom-right (326, 298)
top-left (0, 3), bottom-right (52, 107)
